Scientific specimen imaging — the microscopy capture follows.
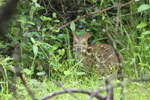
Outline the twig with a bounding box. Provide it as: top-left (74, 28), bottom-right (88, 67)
top-left (114, 0), bottom-right (124, 80)
top-left (132, 77), bottom-right (150, 82)
top-left (106, 79), bottom-right (113, 100)
top-left (55, 81), bottom-right (81, 100)
top-left (87, 89), bottom-right (99, 100)
top-left (114, 0), bottom-right (121, 34)
top-left (120, 85), bottom-right (124, 100)
top-left (40, 89), bottom-right (106, 100)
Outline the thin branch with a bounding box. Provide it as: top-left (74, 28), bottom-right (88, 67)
top-left (132, 77), bottom-right (150, 82)
top-left (114, 0), bottom-right (124, 80)
top-left (40, 89), bottom-right (106, 100)
top-left (55, 81), bottom-right (81, 100)
top-left (114, 0), bottom-right (121, 34)
top-left (106, 79), bottom-right (113, 100)
top-left (120, 85), bottom-right (124, 100)
top-left (87, 89), bottom-right (99, 100)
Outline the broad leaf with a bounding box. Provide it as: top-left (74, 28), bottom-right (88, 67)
top-left (33, 45), bottom-right (38, 56)
top-left (40, 16), bottom-right (52, 21)
top-left (136, 23), bottom-right (147, 28)
top-left (53, 13), bottom-right (57, 18)
top-left (31, 37), bottom-right (35, 44)
top-left (64, 71), bottom-right (71, 75)
top-left (138, 4), bottom-right (150, 12)
top-left (70, 21), bottom-right (75, 31)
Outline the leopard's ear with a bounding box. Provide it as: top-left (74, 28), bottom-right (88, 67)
top-left (84, 32), bottom-right (90, 40)
top-left (72, 31), bottom-right (77, 39)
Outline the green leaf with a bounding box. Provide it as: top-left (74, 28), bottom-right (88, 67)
top-left (142, 31), bottom-right (150, 35)
top-left (35, 3), bottom-right (40, 8)
top-left (32, 0), bottom-right (37, 2)
top-left (23, 68), bottom-right (32, 75)
top-left (33, 45), bottom-right (38, 56)
top-left (53, 13), bottom-right (57, 18)
top-left (36, 71), bottom-right (45, 76)
top-left (31, 37), bottom-right (35, 44)
top-left (57, 34), bottom-right (68, 39)
top-left (138, 4), bottom-right (150, 12)
top-left (55, 29), bottom-right (60, 33)
top-left (136, 23), bottom-right (147, 28)
top-left (32, 0), bottom-right (41, 7)
top-left (40, 16), bottom-right (52, 21)
top-left (64, 71), bottom-right (71, 75)
top-left (54, 20), bottom-right (60, 23)
top-left (17, 16), bottom-right (26, 24)
top-left (27, 21), bottom-right (35, 25)
top-left (80, 18), bottom-right (86, 23)
top-left (77, 72), bottom-right (86, 75)
top-left (58, 49), bottom-right (65, 56)
top-left (53, 43), bottom-right (60, 50)
top-left (70, 21), bottom-right (75, 31)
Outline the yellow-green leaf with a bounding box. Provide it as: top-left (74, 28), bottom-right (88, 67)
top-left (33, 45), bottom-right (38, 56)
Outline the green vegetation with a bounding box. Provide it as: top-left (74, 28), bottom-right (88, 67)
top-left (0, 0), bottom-right (150, 100)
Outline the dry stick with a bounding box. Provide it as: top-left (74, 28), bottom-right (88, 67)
top-left (113, 1), bottom-right (123, 79)
top-left (114, 1), bottom-right (121, 34)
top-left (59, 0), bottom-right (65, 14)
top-left (114, 0), bottom-right (125, 100)
top-left (132, 77), bottom-right (150, 82)
top-left (87, 79), bottom-right (114, 100)
top-left (87, 76), bottom-right (122, 100)
top-left (106, 79), bottom-right (114, 100)
top-left (40, 89), bottom-right (106, 100)
top-left (56, 0), bottom-right (142, 30)
top-left (18, 73), bottom-right (38, 100)
top-left (55, 81), bottom-right (81, 100)
top-left (120, 86), bottom-right (124, 100)
top-left (87, 89), bottom-right (100, 100)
